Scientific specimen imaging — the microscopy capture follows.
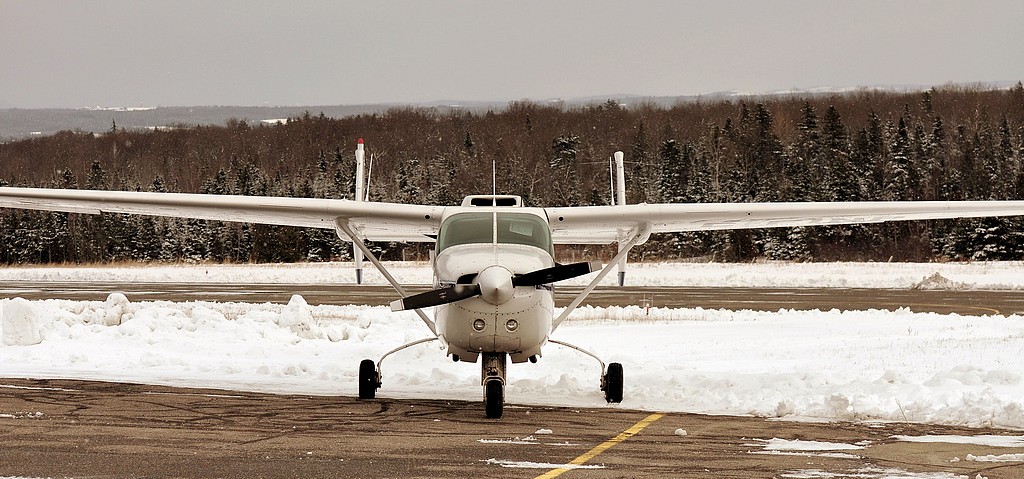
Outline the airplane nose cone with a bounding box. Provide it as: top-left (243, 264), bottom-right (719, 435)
top-left (477, 265), bottom-right (514, 305)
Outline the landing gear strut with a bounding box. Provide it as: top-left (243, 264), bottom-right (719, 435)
top-left (482, 352), bottom-right (507, 419)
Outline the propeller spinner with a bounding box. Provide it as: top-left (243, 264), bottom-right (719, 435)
top-left (389, 260), bottom-right (601, 311)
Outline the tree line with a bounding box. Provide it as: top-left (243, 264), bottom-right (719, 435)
top-left (2, 84), bottom-right (1023, 265)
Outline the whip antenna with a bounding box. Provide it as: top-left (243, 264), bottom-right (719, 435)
top-left (364, 153), bottom-right (374, 201)
top-left (492, 158), bottom-right (498, 246)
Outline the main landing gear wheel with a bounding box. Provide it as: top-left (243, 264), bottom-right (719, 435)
top-left (484, 380), bottom-right (504, 419)
top-left (358, 359), bottom-right (379, 399)
top-left (549, 340), bottom-right (625, 404)
top-left (603, 362), bottom-right (623, 403)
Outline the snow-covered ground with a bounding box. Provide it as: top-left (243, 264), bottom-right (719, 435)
top-left (2, 261), bottom-right (1024, 430)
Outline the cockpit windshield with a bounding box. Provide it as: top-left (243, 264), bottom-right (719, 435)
top-left (437, 212), bottom-right (553, 255)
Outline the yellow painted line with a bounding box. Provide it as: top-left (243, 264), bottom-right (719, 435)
top-left (534, 413), bottom-right (664, 479)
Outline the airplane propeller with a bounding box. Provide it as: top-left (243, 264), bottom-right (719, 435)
top-left (389, 260), bottom-right (601, 311)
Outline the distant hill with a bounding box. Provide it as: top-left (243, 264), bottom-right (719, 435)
top-left (0, 99), bottom-right (648, 140)
top-left (4, 83), bottom-right (1015, 141)
top-left (0, 93), bottom-right (784, 140)
top-left (0, 104), bottom-right (404, 140)
top-left (0, 96), bottom-right (709, 140)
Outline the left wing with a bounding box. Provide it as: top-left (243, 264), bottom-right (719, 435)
top-left (0, 187), bottom-right (444, 242)
top-left (546, 201), bottom-right (1024, 244)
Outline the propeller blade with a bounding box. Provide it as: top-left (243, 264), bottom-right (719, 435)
top-left (512, 260), bottom-right (602, 287)
top-left (390, 284), bottom-right (481, 311)
top-left (390, 260), bottom-right (601, 311)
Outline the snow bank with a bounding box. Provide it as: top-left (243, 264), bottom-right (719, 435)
top-left (755, 438), bottom-right (865, 451)
top-left (1, 298), bottom-right (42, 346)
top-left (893, 435), bottom-right (1024, 447)
top-left (781, 465), bottom-right (976, 479)
top-left (102, 293), bottom-right (131, 326)
top-left (2, 297), bottom-right (1024, 429)
top-left (966, 453), bottom-right (1024, 462)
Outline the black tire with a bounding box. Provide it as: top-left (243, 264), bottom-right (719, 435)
top-left (604, 362), bottom-right (623, 403)
top-left (358, 359), bottom-right (377, 399)
top-left (484, 380), bottom-right (504, 419)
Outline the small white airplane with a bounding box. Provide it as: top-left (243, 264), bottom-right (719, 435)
top-left (3, 139), bottom-right (1024, 418)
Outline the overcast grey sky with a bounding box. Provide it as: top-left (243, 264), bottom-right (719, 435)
top-left (2, 0), bottom-right (1022, 108)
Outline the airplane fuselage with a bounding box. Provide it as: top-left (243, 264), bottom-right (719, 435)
top-left (432, 209), bottom-right (556, 364)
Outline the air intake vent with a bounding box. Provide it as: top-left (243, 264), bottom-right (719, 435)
top-left (461, 195), bottom-right (522, 207)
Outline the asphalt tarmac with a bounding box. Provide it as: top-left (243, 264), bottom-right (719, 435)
top-left (2, 378), bottom-right (1023, 479)
top-left (5, 281), bottom-right (1024, 316)
top-left (3, 283), bottom-right (1024, 477)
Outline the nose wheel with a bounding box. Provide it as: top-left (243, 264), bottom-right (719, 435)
top-left (482, 352), bottom-right (507, 418)
top-left (484, 379), bottom-right (504, 419)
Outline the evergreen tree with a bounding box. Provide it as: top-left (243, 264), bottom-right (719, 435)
top-left (464, 131), bottom-right (475, 157)
top-left (884, 117), bottom-right (912, 201)
top-left (786, 102), bottom-right (819, 201)
top-left (750, 103), bottom-right (786, 201)
top-left (316, 150), bottom-right (329, 174)
top-left (427, 154), bottom-right (458, 206)
top-left (860, 113), bottom-right (886, 200)
top-left (953, 126), bottom-right (979, 199)
top-left (1015, 124), bottom-right (1024, 200)
top-left (687, 139), bottom-right (714, 204)
top-left (919, 116), bottom-right (946, 200)
top-left (628, 123), bottom-right (652, 204)
top-left (997, 116), bottom-right (1015, 199)
top-left (41, 169), bottom-right (80, 262)
top-left (395, 157), bottom-right (422, 204)
top-left (820, 106), bottom-right (858, 201)
top-left (549, 135), bottom-right (581, 206)
top-left (658, 136), bottom-right (686, 203)
top-left (920, 90), bottom-right (934, 116)
top-left (86, 161), bottom-right (107, 190)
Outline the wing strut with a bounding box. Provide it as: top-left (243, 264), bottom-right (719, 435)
top-left (613, 151), bottom-right (628, 286)
top-left (551, 222), bottom-right (652, 331)
top-left (335, 219), bottom-right (438, 336)
top-left (353, 140), bottom-right (366, 284)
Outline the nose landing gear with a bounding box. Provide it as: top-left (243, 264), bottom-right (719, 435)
top-left (482, 352), bottom-right (507, 419)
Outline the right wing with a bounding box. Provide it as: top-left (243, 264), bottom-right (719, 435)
top-left (0, 187), bottom-right (445, 243)
top-left (545, 201), bottom-right (1024, 244)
